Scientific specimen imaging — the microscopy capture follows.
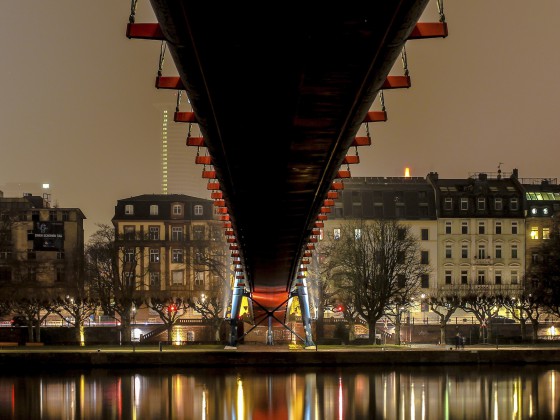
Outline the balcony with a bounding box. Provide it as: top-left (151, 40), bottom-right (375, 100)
top-left (472, 257), bottom-right (493, 265)
top-left (439, 284), bottom-right (524, 296)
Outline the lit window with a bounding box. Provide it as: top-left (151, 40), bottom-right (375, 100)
top-left (354, 229), bottom-right (361, 240)
top-left (194, 205), bottom-right (203, 216)
top-left (333, 228), bottom-right (340, 240)
top-left (125, 204), bottom-right (134, 215)
top-left (543, 207), bottom-right (549, 215)
top-left (531, 207), bottom-right (538, 216)
top-left (150, 205), bottom-right (158, 216)
top-left (543, 228), bottom-right (550, 239)
top-left (530, 227), bottom-right (539, 240)
top-left (149, 249), bottom-right (160, 263)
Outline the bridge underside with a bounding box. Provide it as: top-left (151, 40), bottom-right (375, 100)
top-left (147, 1), bottom-right (431, 309)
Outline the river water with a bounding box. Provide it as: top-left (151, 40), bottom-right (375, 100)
top-left (1, 364), bottom-right (558, 419)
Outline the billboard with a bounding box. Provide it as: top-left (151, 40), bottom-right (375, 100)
top-left (33, 221), bottom-right (64, 251)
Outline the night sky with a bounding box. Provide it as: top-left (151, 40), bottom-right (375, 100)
top-left (1, 1), bottom-right (559, 240)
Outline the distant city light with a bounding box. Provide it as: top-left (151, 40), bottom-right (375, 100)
top-left (404, 167), bottom-right (410, 178)
top-left (42, 183), bottom-right (50, 189)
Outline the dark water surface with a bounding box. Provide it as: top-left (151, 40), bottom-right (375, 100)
top-left (1, 364), bottom-right (558, 419)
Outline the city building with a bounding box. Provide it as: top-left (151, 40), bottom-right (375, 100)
top-left (427, 170), bottom-right (525, 299)
top-left (112, 194), bottom-right (229, 326)
top-left (515, 176), bottom-right (560, 269)
top-left (318, 169), bottom-right (560, 330)
top-left (0, 191), bottom-right (86, 292)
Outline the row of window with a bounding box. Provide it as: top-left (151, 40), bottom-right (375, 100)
top-left (443, 197), bottom-right (518, 212)
top-left (123, 225), bottom-right (213, 241)
top-left (124, 249), bottom-right (207, 264)
top-left (441, 220), bottom-right (520, 236)
top-left (124, 204), bottom-right (204, 216)
top-left (444, 243), bottom-right (519, 259)
top-left (443, 269), bottom-right (519, 285)
top-left (28, 210), bottom-right (71, 222)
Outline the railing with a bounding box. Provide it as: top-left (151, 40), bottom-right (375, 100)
top-left (471, 257), bottom-right (493, 265)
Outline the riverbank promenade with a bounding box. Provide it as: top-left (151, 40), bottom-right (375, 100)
top-left (1, 343), bottom-right (560, 371)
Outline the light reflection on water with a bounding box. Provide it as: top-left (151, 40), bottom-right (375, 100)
top-left (0, 364), bottom-right (559, 419)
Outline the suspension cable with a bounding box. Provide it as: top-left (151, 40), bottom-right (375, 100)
top-left (379, 90), bottom-right (386, 112)
top-left (157, 41), bottom-right (167, 77)
top-left (175, 91), bottom-right (182, 113)
top-left (401, 45), bottom-right (409, 77)
top-left (129, 0), bottom-right (139, 24)
top-left (436, 0), bottom-right (446, 23)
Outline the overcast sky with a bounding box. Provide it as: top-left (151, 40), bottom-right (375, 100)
top-left (1, 1), bottom-right (559, 240)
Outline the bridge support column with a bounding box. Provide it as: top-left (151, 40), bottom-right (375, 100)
top-left (296, 278), bottom-right (315, 348)
top-left (266, 315), bottom-right (274, 345)
top-left (227, 284), bottom-right (245, 348)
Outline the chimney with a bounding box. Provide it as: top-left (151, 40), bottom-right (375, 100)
top-left (512, 168), bottom-right (519, 179)
top-left (478, 173), bottom-right (487, 181)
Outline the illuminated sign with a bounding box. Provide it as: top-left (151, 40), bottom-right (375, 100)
top-left (33, 222), bottom-right (64, 251)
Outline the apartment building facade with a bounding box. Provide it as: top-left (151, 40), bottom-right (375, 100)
top-left (112, 194), bottom-right (229, 322)
top-left (0, 191), bottom-right (85, 292)
top-left (320, 170), bottom-right (558, 314)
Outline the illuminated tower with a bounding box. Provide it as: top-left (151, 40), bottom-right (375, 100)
top-left (157, 103), bottom-right (206, 198)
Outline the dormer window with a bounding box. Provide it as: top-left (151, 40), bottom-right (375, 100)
top-left (194, 205), bottom-right (203, 216)
top-left (125, 204), bottom-right (134, 215)
top-left (172, 204), bottom-right (183, 215)
top-left (150, 205), bottom-right (159, 216)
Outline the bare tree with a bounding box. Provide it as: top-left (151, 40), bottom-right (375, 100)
top-left (187, 241), bottom-right (230, 342)
top-left (427, 294), bottom-right (461, 346)
top-left (323, 220), bottom-right (429, 344)
top-left (145, 295), bottom-right (185, 342)
top-left (86, 224), bottom-right (148, 344)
